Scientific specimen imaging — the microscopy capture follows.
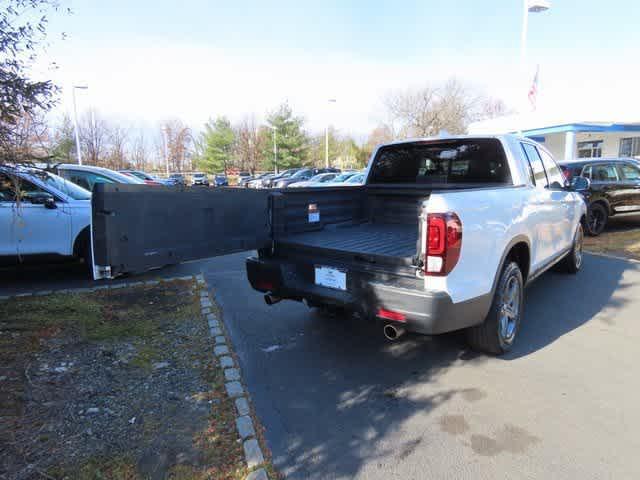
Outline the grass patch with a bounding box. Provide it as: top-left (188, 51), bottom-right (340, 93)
top-left (0, 279), bottom-right (256, 480)
top-left (584, 229), bottom-right (640, 260)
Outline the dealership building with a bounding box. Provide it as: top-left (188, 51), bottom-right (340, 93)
top-left (469, 115), bottom-right (640, 161)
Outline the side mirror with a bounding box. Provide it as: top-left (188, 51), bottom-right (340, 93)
top-left (571, 176), bottom-right (591, 192)
top-left (29, 193), bottom-right (56, 208)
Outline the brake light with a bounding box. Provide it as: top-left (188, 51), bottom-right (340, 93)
top-left (377, 308), bottom-right (406, 322)
top-left (425, 212), bottom-right (462, 276)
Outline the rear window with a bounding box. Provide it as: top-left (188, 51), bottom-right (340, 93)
top-left (369, 138), bottom-right (512, 185)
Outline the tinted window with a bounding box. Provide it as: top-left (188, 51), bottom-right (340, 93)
top-left (621, 163), bottom-right (640, 180)
top-left (521, 143), bottom-right (548, 188)
top-left (591, 164), bottom-right (619, 182)
top-left (538, 148), bottom-right (565, 186)
top-left (369, 139), bottom-right (511, 185)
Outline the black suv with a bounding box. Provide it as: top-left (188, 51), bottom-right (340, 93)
top-left (560, 158), bottom-right (640, 235)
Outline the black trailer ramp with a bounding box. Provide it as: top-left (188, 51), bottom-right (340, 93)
top-left (91, 184), bottom-right (272, 278)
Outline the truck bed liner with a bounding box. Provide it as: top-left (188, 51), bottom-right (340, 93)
top-left (278, 223), bottom-right (418, 262)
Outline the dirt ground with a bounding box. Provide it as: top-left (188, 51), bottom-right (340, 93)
top-left (0, 279), bottom-right (247, 480)
top-left (584, 213), bottom-right (640, 261)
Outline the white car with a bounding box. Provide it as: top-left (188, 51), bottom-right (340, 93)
top-left (288, 172), bottom-right (340, 188)
top-left (330, 172), bottom-right (365, 186)
top-left (0, 166), bottom-right (92, 270)
top-left (54, 164), bottom-right (144, 191)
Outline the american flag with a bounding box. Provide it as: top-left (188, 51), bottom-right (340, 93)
top-left (528, 65), bottom-right (539, 111)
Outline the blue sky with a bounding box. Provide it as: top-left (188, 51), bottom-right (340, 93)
top-left (40, 0), bottom-right (640, 136)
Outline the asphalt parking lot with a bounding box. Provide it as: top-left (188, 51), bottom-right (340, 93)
top-left (204, 252), bottom-right (640, 480)
top-left (3, 252), bottom-right (640, 479)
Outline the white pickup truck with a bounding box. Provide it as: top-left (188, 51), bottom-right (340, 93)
top-left (90, 135), bottom-right (589, 354)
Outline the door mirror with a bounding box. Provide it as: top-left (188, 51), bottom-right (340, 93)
top-left (570, 176), bottom-right (591, 192)
top-left (29, 193), bottom-right (57, 209)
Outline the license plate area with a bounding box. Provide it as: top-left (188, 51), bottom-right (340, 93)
top-left (314, 266), bottom-right (347, 291)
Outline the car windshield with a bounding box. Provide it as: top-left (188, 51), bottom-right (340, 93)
top-left (290, 170), bottom-right (311, 179)
top-left (332, 172), bottom-right (356, 182)
top-left (309, 173), bottom-right (335, 182)
top-left (31, 170), bottom-right (92, 200)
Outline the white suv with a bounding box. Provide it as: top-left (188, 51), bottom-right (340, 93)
top-left (0, 167), bottom-right (92, 269)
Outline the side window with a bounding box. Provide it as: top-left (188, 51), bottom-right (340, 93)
top-left (521, 143), bottom-right (548, 188)
top-left (620, 163), bottom-right (640, 180)
top-left (591, 164), bottom-right (619, 182)
top-left (0, 173), bottom-right (48, 202)
top-left (582, 165), bottom-right (592, 180)
top-left (0, 173), bottom-right (16, 201)
top-left (538, 149), bottom-right (565, 186)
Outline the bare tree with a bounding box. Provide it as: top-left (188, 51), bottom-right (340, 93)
top-left (234, 115), bottom-right (264, 173)
top-left (131, 131), bottom-right (148, 171)
top-left (80, 109), bottom-right (108, 166)
top-left (474, 97), bottom-right (511, 121)
top-left (105, 125), bottom-right (129, 170)
top-left (160, 119), bottom-right (192, 172)
top-left (382, 78), bottom-right (511, 138)
top-left (0, 110), bottom-right (50, 163)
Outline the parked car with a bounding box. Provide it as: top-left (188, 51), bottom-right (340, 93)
top-left (559, 158), bottom-right (640, 235)
top-left (0, 166), bottom-right (92, 272)
top-left (327, 171), bottom-right (358, 184)
top-left (166, 173), bottom-right (186, 186)
top-left (261, 169), bottom-right (300, 188)
top-left (274, 168), bottom-right (340, 188)
top-left (237, 172), bottom-right (252, 186)
top-left (192, 172), bottom-right (209, 186)
top-left (213, 174), bottom-right (228, 187)
top-left (334, 172), bottom-right (365, 186)
top-left (244, 172), bottom-right (272, 188)
top-left (54, 164), bottom-right (145, 191)
top-left (91, 135), bottom-right (588, 354)
top-left (119, 170), bottom-right (163, 185)
top-left (289, 172), bottom-right (340, 187)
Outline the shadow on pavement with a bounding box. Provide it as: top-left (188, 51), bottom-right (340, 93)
top-left (507, 252), bottom-right (637, 358)
top-left (206, 251), bottom-right (636, 479)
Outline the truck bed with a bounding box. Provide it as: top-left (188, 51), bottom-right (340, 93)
top-left (278, 222), bottom-right (418, 265)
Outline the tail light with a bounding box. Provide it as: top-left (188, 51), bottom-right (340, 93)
top-left (424, 212), bottom-right (462, 276)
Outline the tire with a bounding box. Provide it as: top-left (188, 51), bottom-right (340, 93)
top-left (560, 223), bottom-right (584, 274)
top-left (586, 203), bottom-right (607, 236)
top-left (466, 261), bottom-right (524, 355)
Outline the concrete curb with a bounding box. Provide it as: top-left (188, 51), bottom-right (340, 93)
top-left (0, 275), bottom-right (198, 302)
top-left (197, 274), bottom-right (270, 480)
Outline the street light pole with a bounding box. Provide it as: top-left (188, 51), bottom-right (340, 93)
top-left (268, 125), bottom-right (278, 174)
top-left (162, 126), bottom-right (169, 176)
top-left (325, 98), bottom-right (336, 168)
top-left (519, 0), bottom-right (550, 127)
top-left (72, 85), bottom-right (88, 165)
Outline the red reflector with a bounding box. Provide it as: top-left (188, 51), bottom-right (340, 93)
top-left (377, 308), bottom-right (406, 322)
top-left (255, 280), bottom-right (274, 291)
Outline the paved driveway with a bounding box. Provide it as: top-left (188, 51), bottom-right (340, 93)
top-left (204, 252), bottom-right (640, 480)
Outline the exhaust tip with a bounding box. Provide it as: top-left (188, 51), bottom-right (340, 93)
top-left (383, 324), bottom-right (406, 341)
top-left (264, 294), bottom-right (282, 306)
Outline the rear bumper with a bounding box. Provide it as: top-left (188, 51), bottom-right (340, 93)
top-left (246, 256), bottom-right (490, 335)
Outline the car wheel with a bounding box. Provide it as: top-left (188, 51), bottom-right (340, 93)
top-left (587, 203), bottom-right (607, 236)
top-left (466, 261), bottom-right (523, 355)
top-left (560, 223), bottom-right (584, 274)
